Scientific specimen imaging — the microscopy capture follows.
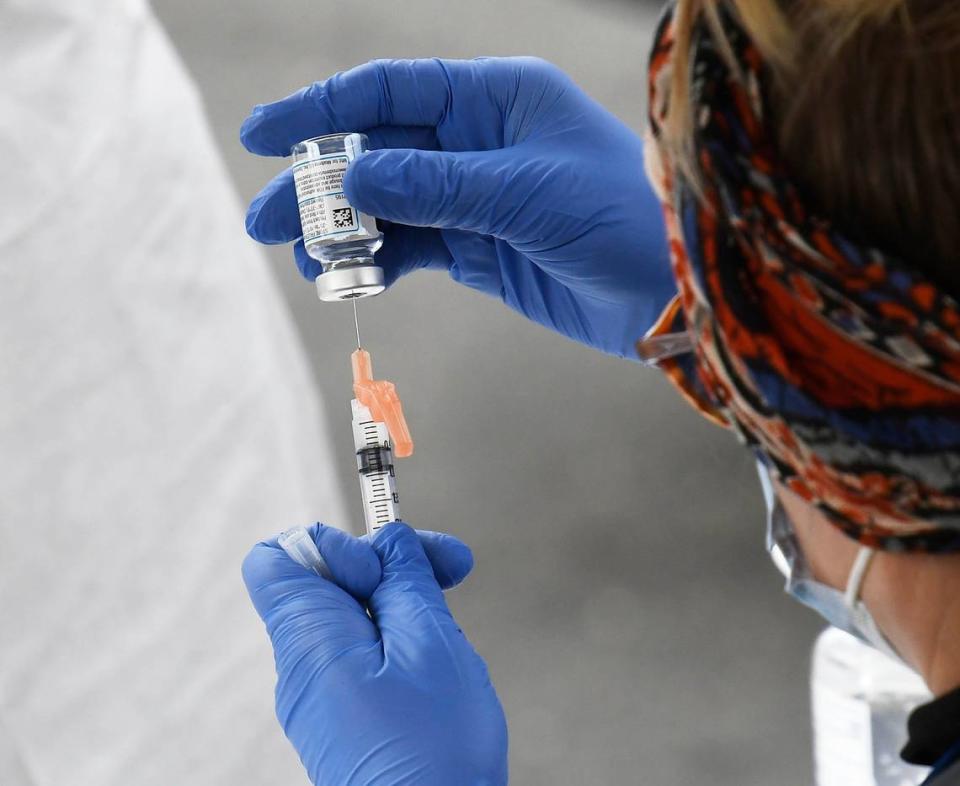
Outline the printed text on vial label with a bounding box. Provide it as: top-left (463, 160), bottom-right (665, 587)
top-left (294, 156), bottom-right (359, 242)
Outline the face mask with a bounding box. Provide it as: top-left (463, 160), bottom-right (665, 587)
top-left (758, 465), bottom-right (903, 663)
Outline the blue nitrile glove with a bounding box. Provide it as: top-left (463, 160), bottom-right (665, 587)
top-left (242, 522), bottom-right (508, 786)
top-left (241, 57), bottom-right (674, 358)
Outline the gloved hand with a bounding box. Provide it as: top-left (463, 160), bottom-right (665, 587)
top-left (242, 522), bottom-right (508, 786)
top-left (241, 57), bottom-right (674, 358)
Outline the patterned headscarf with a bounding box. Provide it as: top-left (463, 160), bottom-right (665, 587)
top-left (642, 3), bottom-right (960, 552)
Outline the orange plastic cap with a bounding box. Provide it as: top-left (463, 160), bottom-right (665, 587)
top-left (351, 349), bottom-right (414, 458)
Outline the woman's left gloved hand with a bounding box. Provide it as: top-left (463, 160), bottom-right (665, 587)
top-left (241, 57), bottom-right (674, 358)
top-left (242, 522), bottom-right (508, 786)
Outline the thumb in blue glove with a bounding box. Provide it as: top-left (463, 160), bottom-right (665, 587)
top-left (242, 522), bottom-right (508, 786)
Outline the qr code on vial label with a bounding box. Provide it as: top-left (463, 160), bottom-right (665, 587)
top-left (332, 207), bottom-right (354, 230)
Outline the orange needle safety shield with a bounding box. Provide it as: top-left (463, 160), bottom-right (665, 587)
top-left (351, 349), bottom-right (414, 458)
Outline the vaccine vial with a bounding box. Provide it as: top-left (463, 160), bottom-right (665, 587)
top-left (291, 133), bottom-right (385, 301)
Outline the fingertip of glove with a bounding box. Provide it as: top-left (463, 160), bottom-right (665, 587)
top-left (239, 107), bottom-right (262, 150)
top-left (312, 523), bottom-right (382, 599)
top-left (293, 240), bottom-right (324, 281)
top-left (343, 148), bottom-right (396, 212)
top-left (446, 538), bottom-right (474, 584)
top-left (240, 107), bottom-right (298, 158)
top-left (240, 538), bottom-right (284, 593)
top-left (417, 530), bottom-right (474, 588)
top-left (342, 152), bottom-right (373, 202)
top-left (370, 520), bottom-right (416, 555)
top-left (244, 197), bottom-right (263, 241)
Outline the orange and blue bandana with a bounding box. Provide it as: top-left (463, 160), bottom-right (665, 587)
top-left (643, 4), bottom-right (960, 552)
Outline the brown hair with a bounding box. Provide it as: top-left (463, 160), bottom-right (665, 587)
top-left (665, 1), bottom-right (960, 291)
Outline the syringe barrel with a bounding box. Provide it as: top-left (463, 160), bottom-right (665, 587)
top-left (356, 445), bottom-right (394, 476)
top-left (351, 399), bottom-right (401, 536)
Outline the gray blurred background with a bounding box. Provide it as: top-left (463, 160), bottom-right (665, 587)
top-left (153, 0), bottom-right (821, 783)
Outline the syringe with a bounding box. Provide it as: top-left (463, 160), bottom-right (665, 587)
top-left (349, 345), bottom-right (413, 537)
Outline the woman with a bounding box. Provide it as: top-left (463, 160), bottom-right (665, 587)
top-left (240, 1), bottom-right (960, 783)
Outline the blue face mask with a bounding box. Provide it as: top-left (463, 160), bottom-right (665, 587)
top-left (758, 465), bottom-right (903, 663)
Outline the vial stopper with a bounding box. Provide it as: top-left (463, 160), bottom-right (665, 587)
top-left (316, 265), bottom-right (385, 302)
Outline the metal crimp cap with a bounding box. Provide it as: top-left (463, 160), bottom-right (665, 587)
top-left (315, 264), bottom-right (386, 301)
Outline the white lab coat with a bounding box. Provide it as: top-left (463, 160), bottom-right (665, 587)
top-left (0, 1), bottom-right (348, 783)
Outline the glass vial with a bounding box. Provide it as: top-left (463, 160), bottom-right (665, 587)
top-left (291, 133), bottom-right (385, 301)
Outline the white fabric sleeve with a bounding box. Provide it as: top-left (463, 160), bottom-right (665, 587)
top-left (0, 1), bottom-right (349, 784)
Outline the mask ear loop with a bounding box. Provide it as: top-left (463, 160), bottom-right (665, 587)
top-left (842, 547), bottom-right (907, 665)
top-left (844, 547), bottom-right (876, 608)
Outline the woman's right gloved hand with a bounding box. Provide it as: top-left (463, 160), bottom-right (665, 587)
top-left (243, 523), bottom-right (508, 786)
top-left (241, 57), bottom-right (674, 359)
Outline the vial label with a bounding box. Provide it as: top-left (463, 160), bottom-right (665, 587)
top-left (293, 153), bottom-right (360, 244)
